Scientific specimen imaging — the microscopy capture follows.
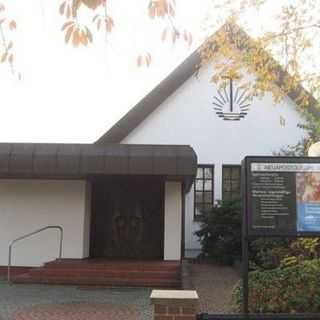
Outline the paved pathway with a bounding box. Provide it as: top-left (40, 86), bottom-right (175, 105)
top-left (0, 264), bottom-right (239, 319)
top-left (190, 263), bottom-right (240, 313)
top-left (0, 278), bottom-right (152, 320)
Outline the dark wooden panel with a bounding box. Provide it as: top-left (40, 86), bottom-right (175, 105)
top-left (90, 178), bottom-right (164, 260)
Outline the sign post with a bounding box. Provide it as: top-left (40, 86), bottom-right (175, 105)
top-left (242, 156), bottom-right (320, 315)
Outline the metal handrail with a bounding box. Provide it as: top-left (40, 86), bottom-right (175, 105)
top-left (8, 225), bottom-right (63, 283)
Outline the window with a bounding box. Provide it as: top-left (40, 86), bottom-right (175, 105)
top-left (194, 165), bottom-right (214, 219)
top-left (222, 165), bottom-right (241, 201)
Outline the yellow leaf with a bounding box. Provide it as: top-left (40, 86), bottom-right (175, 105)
top-left (9, 20), bottom-right (16, 30)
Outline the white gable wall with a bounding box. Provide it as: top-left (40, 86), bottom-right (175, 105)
top-left (122, 63), bottom-right (306, 254)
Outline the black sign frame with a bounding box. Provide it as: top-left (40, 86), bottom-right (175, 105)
top-left (244, 156), bottom-right (320, 238)
top-left (241, 156), bottom-right (320, 315)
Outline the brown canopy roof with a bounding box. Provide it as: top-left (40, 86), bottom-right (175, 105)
top-left (0, 143), bottom-right (197, 189)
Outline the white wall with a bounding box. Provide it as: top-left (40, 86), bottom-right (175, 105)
top-left (164, 182), bottom-right (182, 260)
top-left (0, 179), bottom-right (91, 267)
top-left (121, 61), bottom-right (306, 252)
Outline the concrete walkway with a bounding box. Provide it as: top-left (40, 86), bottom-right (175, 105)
top-left (0, 278), bottom-right (152, 320)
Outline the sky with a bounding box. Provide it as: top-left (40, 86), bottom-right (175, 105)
top-left (0, 0), bottom-right (311, 143)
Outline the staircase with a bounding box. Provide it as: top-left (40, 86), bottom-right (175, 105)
top-left (12, 259), bottom-right (181, 288)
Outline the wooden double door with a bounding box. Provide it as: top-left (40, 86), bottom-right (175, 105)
top-left (90, 179), bottom-right (164, 260)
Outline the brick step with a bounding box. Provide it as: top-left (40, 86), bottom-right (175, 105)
top-left (29, 269), bottom-right (179, 279)
top-left (13, 274), bottom-right (180, 288)
top-left (44, 260), bottom-right (180, 272)
top-left (12, 259), bottom-right (181, 288)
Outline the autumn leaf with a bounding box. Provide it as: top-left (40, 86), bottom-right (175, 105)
top-left (148, 0), bottom-right (173, 19)
top-left (1, 52), bottom-right (7, 63)
top-left (61, 21), bottom-right (74, 31)
top-left (81, 0), bottom-right (104, 10)
top-left (64, 25), bottom-right (74, 44)
top-left (80, 30), bottom-right (88, 46)
top-left (72, 28), bottom-right (81, 47)
top-left (66, 5), bottom-right (71, 19)
top-left (59, 1), bottom-right (66, 15)
top-left (105, 16), bottom-right (114, 32)
top-left (72, 0), bottom-right (82, 18)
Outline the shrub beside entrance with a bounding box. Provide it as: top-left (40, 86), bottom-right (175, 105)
top-left (232, 259), bottom-right (320, 313)
top-left (195, 200), bottom-right (241, 265)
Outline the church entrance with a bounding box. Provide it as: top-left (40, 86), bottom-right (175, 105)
top-left (90, 177), bottom-right (164, 260)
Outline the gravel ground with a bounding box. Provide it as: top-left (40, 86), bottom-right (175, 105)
top-left (190, 263), bottom-right (240, 314)
top-left (0, 278), bottom-right (152, 320)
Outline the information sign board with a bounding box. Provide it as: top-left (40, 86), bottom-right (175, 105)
top-left (245, 157), bottom-right (320, 236)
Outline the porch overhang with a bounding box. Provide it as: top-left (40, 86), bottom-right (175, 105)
top-left (0, 143), bottom-right (197, 190)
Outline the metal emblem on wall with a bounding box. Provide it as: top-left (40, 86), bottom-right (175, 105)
top-left (212, 77), bottom-right (251, 121)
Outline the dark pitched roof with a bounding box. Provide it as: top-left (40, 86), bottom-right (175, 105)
top-left (95, 50), bottom-right (200, 144)
top-left (0, 143), bottom-right (197, 189)
top-left (95, 22), bottom-right (319, 144)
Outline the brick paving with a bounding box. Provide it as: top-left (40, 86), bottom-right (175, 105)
top-left (0, 278), bottom-right (152, 320)
top-left (0, 263), bottom-right (239, 319)
top-left (13, 302), bottom-right (141, 320)
top-left (190, 263), bottom-right (240, 313)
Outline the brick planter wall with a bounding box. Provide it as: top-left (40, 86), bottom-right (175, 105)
top-left (150, 290), bottom-right (199, 320)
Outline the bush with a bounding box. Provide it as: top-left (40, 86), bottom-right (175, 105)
top-left (232, 259), bottom-right (320, 313)
top-left (250, 237), bottom-right (320, 270)
top-left (250, 238), bottom-right (291, 270)
top-left (195, 200), bottom-right (241, 265)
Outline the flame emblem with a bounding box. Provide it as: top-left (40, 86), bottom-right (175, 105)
top-left (213, 78), bottom-right (251, 121)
